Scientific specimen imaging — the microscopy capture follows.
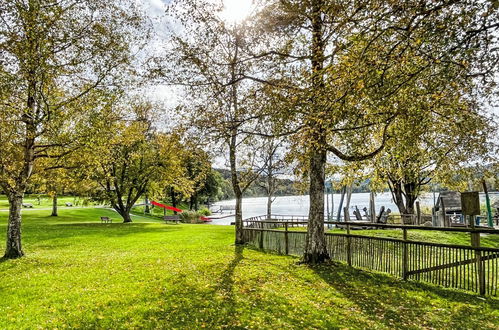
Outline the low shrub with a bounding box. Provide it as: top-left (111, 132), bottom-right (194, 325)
top-left (198, 208), bottom-right (212, 216)
top-left (180, 210), bottom-right (203, 224)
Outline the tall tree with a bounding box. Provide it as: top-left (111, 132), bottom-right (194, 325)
top-left (85, 101), bottom-right (184, 223)
top-left (256, 0), bottom-right (499, 263)
top-left (0, 0), bottom-right (145, 258)
top-left (160, 0), bottom-right (271, 243)
top-left (369, 88), bottom-right (493, 220)
top-left (255, 137), bottom-right (288, 218)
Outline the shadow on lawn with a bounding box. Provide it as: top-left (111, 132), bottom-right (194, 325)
top-left (215, 245), bottom-right (244, 303)
top-left (311, 263), bottom-right (499, 328)
top-left (132, 245), bottom-right (247, 329)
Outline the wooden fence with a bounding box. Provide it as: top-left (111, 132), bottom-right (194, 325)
top-left (241, 219), bottom-right (499, 295)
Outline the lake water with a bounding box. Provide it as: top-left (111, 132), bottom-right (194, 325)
top-left (210, 192), bottom-right (437, 225)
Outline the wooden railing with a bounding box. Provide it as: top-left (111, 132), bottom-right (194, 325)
top-left (241, 219), bottom-right (499, 295)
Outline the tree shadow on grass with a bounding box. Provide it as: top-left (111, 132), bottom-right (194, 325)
top-left (131, 245), bottom-right (247, 328)
top-left (310, 263), bottom-right (499, 328)
top-left (215, 245), bottom-right (244, 303)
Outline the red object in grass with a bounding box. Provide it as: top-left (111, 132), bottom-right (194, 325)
top-left (151, 200), bottom-right (183, 213)
top-left (151, 200), bottom-right (212, 222)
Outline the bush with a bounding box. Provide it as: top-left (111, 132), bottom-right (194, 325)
top-left (180, 210), bottom-right (203, 224)
top-left (198, 208), bottom-right (211, 216)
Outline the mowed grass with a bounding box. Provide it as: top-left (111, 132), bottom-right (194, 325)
top-left (0, 194), bottom-right (101, 209)
top-left (0, 209), bottom-right (498, 329)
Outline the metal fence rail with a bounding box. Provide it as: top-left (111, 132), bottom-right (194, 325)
top-left (241, 219), bottom-right (499, 295)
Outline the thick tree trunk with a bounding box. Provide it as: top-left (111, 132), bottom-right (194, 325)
top-left (303, 148), bottom-right (329, 263)
top-left (302, 0), bottom-right (329, 264)
top-left (121, 212), bottom-right (132, 223)
top-left (51, 194), bottom-right (58, 216)
top-left (391, 181), bottom-right (407, 215)
top-left (390, 180), bottom-right (419, 224)
top-left (113, 205), bottom-right (132, 223)
top-left (404, 182), bottom-right (417, 215)
top-left (4, 193), bottom-right (24, 259)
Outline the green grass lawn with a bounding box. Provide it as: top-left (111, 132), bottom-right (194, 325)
top-left (0, 194), bottom-right (102, 209)
top-left (0, 208), bottom-right (498, 329)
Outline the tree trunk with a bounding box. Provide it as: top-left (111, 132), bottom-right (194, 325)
top-left (51, 194), bottom-right (58, 216)
top-left (113, 205), bottom-right (132, 223)
top-left (171, 187), bottom-right (178, 215)
top-left (144, 195), bottom-right (150, 214)
top-left (4, 193), bottom-right (24, 259)
top-left (234, 190), bottom-right (243, 243)
top-left (302, 0), bottom-right (329, 264)
top-left (391, 181), bottom-right (408, 215)
top-left (336, 186), bottom-right (346, 221)
top-left (229, 29), bottom-right (244, 245)
top-left (229, 129), bottom-right (244, 244)
top-left (266, 193), bottom-right (272, 220)
top-left (404, 182), bottom-right (417, 215)
top-left (345, 185), bottom-right (353, 210)
top-left (122, 211), bottom-right (132, 223)
top-left (266, 167), bottom-right (273, 219)
top-left (303, 148), bottom-right (329, 263)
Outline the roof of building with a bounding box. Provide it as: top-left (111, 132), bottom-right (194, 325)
top-left (435, 191), bottom-right (462, 212)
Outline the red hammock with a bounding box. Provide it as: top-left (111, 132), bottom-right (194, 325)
top-left (151, 200), bottom-right (183, 213)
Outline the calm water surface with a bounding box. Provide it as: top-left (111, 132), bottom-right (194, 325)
top-left (210, 192), bottom-right (437, 225)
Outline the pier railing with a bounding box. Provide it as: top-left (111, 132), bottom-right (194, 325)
top-left (241, 218), bottom-right (499, 295)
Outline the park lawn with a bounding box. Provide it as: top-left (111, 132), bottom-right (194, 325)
top-left (0, 209), bottom-right (498, 329)
top-left (0, 195), bottom-right (100, 209)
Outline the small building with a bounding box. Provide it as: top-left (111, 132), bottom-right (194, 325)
top-left (434, 191), bottom-right (462, 214)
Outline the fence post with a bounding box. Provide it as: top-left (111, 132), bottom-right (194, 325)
top-left (402, 228), bottom-right (408, 280)
top-left (346, 222), bottom-right (352, 267)
top-left (471, 231), bottom-right (485, 295)
top-left (259, 221), bottom-right (264, 249)
top-left (416, 202), bottom-right (421, 225)
top-left (284, 222), bottom-right (289, 255)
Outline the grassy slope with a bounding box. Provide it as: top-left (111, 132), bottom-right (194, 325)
top-left (0, 208), bottom-right (497, 329)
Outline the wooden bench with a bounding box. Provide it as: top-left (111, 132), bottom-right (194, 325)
top-left (100, 216), bottom-right (112, 223)
top-left (22, 203), bottom-right (33, 208)
top-left (163, 215), bottom-right (180, 224)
